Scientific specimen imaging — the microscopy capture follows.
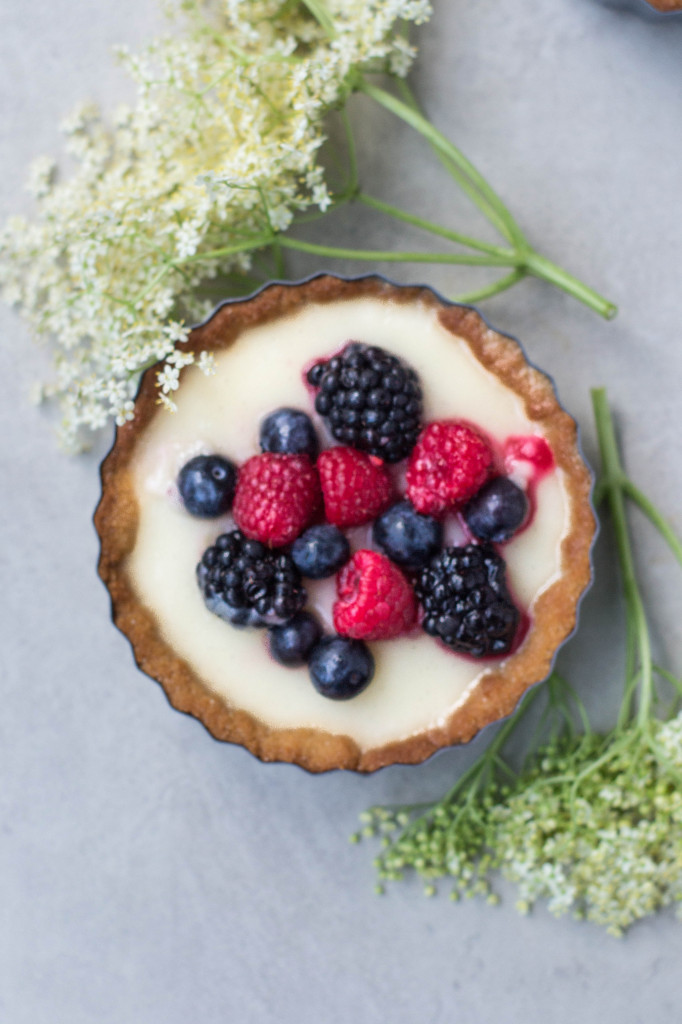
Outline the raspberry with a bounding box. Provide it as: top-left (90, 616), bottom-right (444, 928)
top-left (333, 550), bottom-right (417, 641)
top-left (317, 447), bottom-right (395, 528)
top-left (406, 421), bottom-right (492, 518)
top-left (233, 453), bottom-right (320, 547)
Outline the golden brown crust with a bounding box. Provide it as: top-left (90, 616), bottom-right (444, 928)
top-left (95, 274), bottom-right (596, 773)
top-left (644, 0), bottom-right (682, 10)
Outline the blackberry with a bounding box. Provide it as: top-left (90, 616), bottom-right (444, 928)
top-left (307, 342), bottom-right (422, 463)
top-left (197, 529), bottom-right (306, 628)
top-left (416, 543), bottom-right (519, 657)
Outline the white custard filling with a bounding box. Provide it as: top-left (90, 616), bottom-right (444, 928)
top-left (127, 296), bottom-right (569, 750)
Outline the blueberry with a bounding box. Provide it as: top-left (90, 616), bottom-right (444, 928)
top-left (268, 612), bottom-right (322, 667)
top-left (291, 525), bottom-right (350, 579)
top-left (308, 636), bottom-right (375, 700)
top-left (463, 477), bottom-right (528, 543)
top-left (372, 500), bottom-right (442, 570)
top-left (178, 454), bottom-right (237, 517)
top-left (259, 407), bottom-right (318, 459)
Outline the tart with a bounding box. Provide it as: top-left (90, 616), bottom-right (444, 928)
top-left (95, 274), bottom-right (595, 773)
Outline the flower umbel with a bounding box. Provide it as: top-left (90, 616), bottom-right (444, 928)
top-left (0, 0), bottom-right (429, 449)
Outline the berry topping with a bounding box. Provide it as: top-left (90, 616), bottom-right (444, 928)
top-left (291, 524), bottom-right (350, 579)
top-left (308, 342), bottom-right (423, 462)
top-left (233, 452), bottom-right (321, 547)
top-left (416, 543), bottom-right (519, 657)
top-left (406, 420), bottom-right (493, 518)
top-left (177, 454), bottom-right (237, 518)
top-left (308, 636), bottom-right (375, 700)
top-left (197, 530), bottom-right (306, 627)
top-left (505, 435), bottom-right (554, 475)
top-left (267, 612), bottom-right (322, 667)
top-left (317, 446), bottom-right (395, 529)
top-left (372, 500), bottom-right (442, 571)
top-left (463, 477), bottom-right (528, 543)
top-left (259, 407), bottom-right (318, 460)
top-left (333, 549), bottom-right (417, 641)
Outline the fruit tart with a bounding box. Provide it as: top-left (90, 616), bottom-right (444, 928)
top-left (95, 274), bottom-right (596, 773)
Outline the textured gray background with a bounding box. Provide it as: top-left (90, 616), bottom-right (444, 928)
top-left (1, 2), bottom-right (682, 1022)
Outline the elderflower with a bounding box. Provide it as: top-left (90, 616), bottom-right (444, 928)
top-left (0, 0), bottom-right (431, 450)
top-left (365, 717), bottom-right (682, 936)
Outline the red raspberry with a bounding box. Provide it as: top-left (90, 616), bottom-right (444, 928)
top-left (406, 421), bottom-right (492, 518)
top-left (317, 447), bottom-right (395, 529)
top-left (333, 550), bottom-right (417, 641)
top-left (233, 453), bottom-right (320, 547)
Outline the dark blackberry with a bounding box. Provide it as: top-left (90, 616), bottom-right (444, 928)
top-left (197, 529), bottom-right (306, 628)
top-left (416, 543), bottom-right (519, 657)
top-left (307, 342), bottom-right (422, 463)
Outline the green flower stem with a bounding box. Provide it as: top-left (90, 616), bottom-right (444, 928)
top-left (359, 77), bottom-right (616, 321)
top-left (453, 269), bottom-right (526, 305)
top-left (356, 193), bottom-right (512, 258)
top-left (621, 478), bottom-right (682, 568)
top-left (276, 235), bottom-right (519, 267)
top-left (299, 0), bottom-right (337, 37)
top-left (592, 388), bottom-right (653, 728)
top-left (175, 233), bottom-right (275, 265)
top-left (359, 78), bottom-right (523, 246)
top-left (524, 252), bottom-right (617, 321)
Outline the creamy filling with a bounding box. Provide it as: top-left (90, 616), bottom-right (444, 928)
top-left (127, 295), bottom-right (569, 750)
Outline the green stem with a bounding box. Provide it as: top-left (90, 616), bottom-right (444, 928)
top-left (277, 236), bottom-right (519, 267)
top-left (525, 252), bottom-right (617, 321)
top-left (357, 193), bottom-right (512, 258)
top-left (453, 269), bottom-right (526, 305)
top-left (621, 479), bottom-right (682, 568)
top-left (358, 77), bottom-right (524, 247)
top-left (592, 388), bottom-right (653, 728)
top-left (176, 233), bottom-right (274, 265)
top-left (339, 107), bottom-right (359, 199)
top-left (361, 78), bottom-right (616, 320)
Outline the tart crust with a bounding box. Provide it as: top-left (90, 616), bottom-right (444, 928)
top-left (645, 0), bottom-right (682, 10)
top-left (95, 274), bottom-right (596, 773)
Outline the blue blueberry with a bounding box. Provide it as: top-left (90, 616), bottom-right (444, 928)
top-left (308, 636), bottom-right (375, 700)
top-left (178, 454), bottom-right (237, 517)
top-left (372, 500), bottom-right (442, 571)
top-left (259, 407), bottom-right (318, 459)
top-left (267, 612), bottom-right (322, 667)
top-left (291, 525), bottom-right (350, 579)
top-left (463, 477), bottom-right (528, 543)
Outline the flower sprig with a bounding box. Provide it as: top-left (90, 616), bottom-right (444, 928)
top-left (355, 390), bottom-right (682, 937)
top-left (0, 0), bottom-right (615, 451)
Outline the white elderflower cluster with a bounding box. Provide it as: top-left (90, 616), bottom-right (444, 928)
top-left (0, 0), bottom-right (431, 450)
top-left (490, 721), bottom-right (682, 935)
top-left (363, 712), bottom-right (682, 936)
